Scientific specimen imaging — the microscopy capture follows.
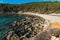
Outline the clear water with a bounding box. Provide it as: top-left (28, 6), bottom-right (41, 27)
top-left (0, 14), bottom-right (19, 40)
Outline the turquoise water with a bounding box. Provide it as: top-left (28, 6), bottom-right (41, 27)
top-left (0, 14), bottom-right (19, 40)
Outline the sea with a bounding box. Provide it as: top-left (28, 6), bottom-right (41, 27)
top-left (0, 14), bottom-right (19, 40)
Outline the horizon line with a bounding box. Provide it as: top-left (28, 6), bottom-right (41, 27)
top-left (0, 1), bottom-right (60, 4)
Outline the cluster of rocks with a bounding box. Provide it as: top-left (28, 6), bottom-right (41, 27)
top-left (3, 15), bottom-right (46, 40)
top-left (2, 15), bottom-right (60, 40)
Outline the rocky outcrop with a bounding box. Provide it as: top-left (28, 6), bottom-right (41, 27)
top-left (5, 15), bottom-right (46, 40)
top-left (2, 14), bottom-right (55, 40)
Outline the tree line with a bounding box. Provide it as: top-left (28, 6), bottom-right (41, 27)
top-left (0, 2), bottom-right (60, 14)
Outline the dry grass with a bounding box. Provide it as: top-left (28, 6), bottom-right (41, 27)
top-left (50, 22), bottom-right (60, 29)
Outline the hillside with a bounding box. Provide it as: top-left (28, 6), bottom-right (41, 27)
top-left (0, 2), bottom-right (60, 14)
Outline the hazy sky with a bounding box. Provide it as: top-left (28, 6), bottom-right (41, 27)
top-left (0, 0), bottom-right (59, 4)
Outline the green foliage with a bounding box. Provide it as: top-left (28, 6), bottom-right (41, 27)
top-left (0, 2), bottom-right (60, 14)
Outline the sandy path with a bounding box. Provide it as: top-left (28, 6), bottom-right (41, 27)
top-left (18, 12), bottom-right (60, 29)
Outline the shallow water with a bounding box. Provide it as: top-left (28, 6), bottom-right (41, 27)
top-left (0, 14), bottom-right (19, 40)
